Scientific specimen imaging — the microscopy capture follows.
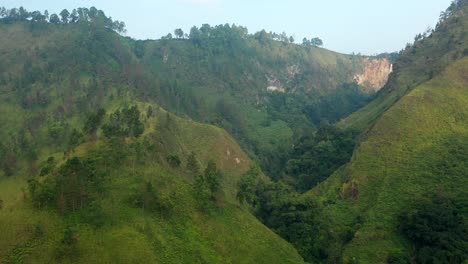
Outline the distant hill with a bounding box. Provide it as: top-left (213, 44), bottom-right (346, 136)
top-left (133, 27), bottom-right (391, 177)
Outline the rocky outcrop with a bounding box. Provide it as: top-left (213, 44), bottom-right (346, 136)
top-left (354, 58), bottom-right (393, 92)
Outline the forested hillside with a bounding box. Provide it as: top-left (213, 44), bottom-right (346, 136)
top-left (1, 2), bottom-right (466, 263)
top-left (0, 7), bottom-right (305, 263)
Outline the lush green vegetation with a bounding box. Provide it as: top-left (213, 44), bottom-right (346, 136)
top-left (0, 8), bottom-right (307, 262)
top-left (0, 106), bottom-right (305, 263)
top-left (102, 106), bottom-right (144, 138)
top-left (0, 6), bottom-right (126, 33)
top-left (308, 46), bottom-right (468, 263)
top-left (286, 124), bottom-right (358, 191)
top-left (1, 1), bottom-right (467, 263)
top-left (400, 195), bottom-right (468, 263)
top-left (341, 0), bottom-right (468, 131)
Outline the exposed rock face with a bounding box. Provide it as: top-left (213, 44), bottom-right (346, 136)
top-left (267, 86), bottom-right (285, 92)
top-left (266, 75), bottom-right (285, 93)
top-left (354, 58), bottom-right (393, 92)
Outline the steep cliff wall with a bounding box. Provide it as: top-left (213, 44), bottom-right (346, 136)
top-left (354, 58), bottom-right (392, 92)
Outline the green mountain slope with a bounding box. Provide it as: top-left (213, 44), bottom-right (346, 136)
top-left (308, 2), bottom-right (468, 259)
top-left (0, 13), bottom-right (304, 263)
top-left (0, 110), bottom-right (304, 263)
top-left (310, 57), bottom-right (468, 263)
top-left (340, 0), bottom-right (468, 132)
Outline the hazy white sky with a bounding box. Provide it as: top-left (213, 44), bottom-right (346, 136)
top-left (3, 0), bottom-right (453, 54)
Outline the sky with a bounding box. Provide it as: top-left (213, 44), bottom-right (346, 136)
top-left (2, 0), bottom-right (453, 55)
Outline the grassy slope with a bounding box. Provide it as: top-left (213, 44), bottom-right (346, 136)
top-left (340, 2), bottom-right (468, 132)
top-left (0, 106), bottom-right (304, 263)
top-left (310, 57), bottom-right (468, 263)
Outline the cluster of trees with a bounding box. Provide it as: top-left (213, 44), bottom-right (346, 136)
top-left (439, 0), bottom-right (466, 23)
top-left (83, 108), bottom-right (106, 136)
top-left (286, 124), bottom-right (357, 191)
top-left (195, 161), bottom-right (222, 209)
top-left (0, 6), bottom-right (126, 33)
top-left (237, 165), bottom-right (337, 262)
top-left (102, 106), bottom-right (144, 138)
top-left (130, 181), bottom-right (175, 215)
top-left (0, 130), bottom-right (38, 177)
top-left (167, 24), bottom-right (324, 48)
top-left (253, 30), bottom-right (295, 45)
top-left (302, 37), bottom-right (323, 47)
top-left (400, 195), bottom-right (468, 263)
top-left (28, 157), bottom-right (103, 213)
top-left (303, 83), bottom-right (371, 124)
top-left (188, 24), bottom-right (248, 47)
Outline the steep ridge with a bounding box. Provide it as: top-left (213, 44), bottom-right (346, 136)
top-left (340, 0), bottom-right (468, 131)
top-left (308, 1), bottom-right (468, 262)
top-left (0, 109), bottom-right (305, 263)
top-left (310, 57), bottom-right (468, 263)
top-left (353, 57), bottom-right (392, 92)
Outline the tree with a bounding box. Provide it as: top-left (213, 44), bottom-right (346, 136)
top-left (0, 7), bottom-right (7, 18)
top-left (174, 28), bottom-right (184, 39)
top-left (111, 20), bottom-right (126, 34)
top-left (186, 151), bottom-right (200, 175)
top-left (83, 108), bottom-right (105, 136)
top-left (77, 7), bottom-right (88, 22)
top-left (102, 106), bottom-right (144, 138)
top-left (162, 33), bottom-right (173, 40)
top-left (67, 129), bottom-right (83, 153)
top-left (18, 7), bottom-right (30, 20)
top-left (146, 106), bottom-right (154, 118)
top-left (204, 161), bottom-right (221, 198)
top-left (200, 23), bottom-right (211, 36)
top-left (289, 36), bottom-right (295, 43)
top-left (49, 14), bottom-right (60, 24)
top-left (133, 181), bottom-right (156, 211)
top-left (310, 37), bottom-right (323, 47)
top-left (195, 161), bottom-right (222, 209)
top-left (280, 32), bottom-right (288, 42)
top-left (302, 38), bottom-right (311, 46)
top-left (189, 26), bottom-right (201, 45)
top-left (254, 30), bottom-right (270, 45)
top-left (166, 154), bottom-right (181, 167)
top-left (69, 9), bottom-right (78, 23)
top-left (60, 9), bottom-right (70, 23)
top-left (237, 165), bottom-right (261, 205)
top-left (88, 6), bottom-right (98, 20)
top-left (30, 11), bottom-right (45, 22)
